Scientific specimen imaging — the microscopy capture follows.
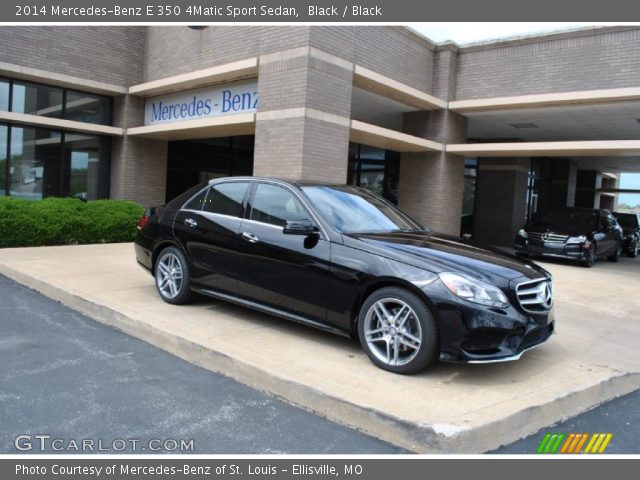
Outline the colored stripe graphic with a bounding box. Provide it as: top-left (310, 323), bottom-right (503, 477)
top-left (538, 433), bottom-right (613, 454)
top-left (574, 433), bottom-right (589, 454)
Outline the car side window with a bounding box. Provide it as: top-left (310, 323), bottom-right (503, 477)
top-left (250, 184), bottom-right (311, 227)
top-left (183, 189), bottom-right (207, 211)
top-left (202, 182), bottom-right (249, 218)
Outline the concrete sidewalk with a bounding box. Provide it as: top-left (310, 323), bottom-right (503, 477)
top-left (1, 243), bottom-right (638, 453)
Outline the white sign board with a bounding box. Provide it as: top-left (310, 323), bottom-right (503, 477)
top-left (144, 78), bottom-right (258, 125)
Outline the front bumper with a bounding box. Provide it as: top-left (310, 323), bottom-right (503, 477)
top-left (514, 239), bottom-right (587, 262)
top-left (423, 279), bottom-right (555, 364)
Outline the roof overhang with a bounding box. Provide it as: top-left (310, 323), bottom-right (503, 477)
top-left (350, 120), bottom-right (443, 153)
top-left (446, 140), bottom-right (640, 157)
top-left (450, 87), bottom-right (640, 113)
top-left (0, 61), bottom-right (126, 96)
top-left (0, 110), bottom-right (124, 136)
top-left (126, 113), bottom-right (256, 140)
top-left (129, 58), bottom-right (259, 97)
top-left (353, 65), bottom-right (446, 111)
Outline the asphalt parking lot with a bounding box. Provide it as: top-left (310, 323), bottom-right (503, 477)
top-left (1, 273), bottom-right (639, 454)
top-left (0, 244), bottom-right (639, 453)
top-left (0, 274), bottom-right (403, 454)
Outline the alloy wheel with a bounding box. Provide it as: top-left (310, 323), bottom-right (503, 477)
top-left (362, 298), bottom-right (423, 367)
top-left (156, 252), bottom-right (184, 299)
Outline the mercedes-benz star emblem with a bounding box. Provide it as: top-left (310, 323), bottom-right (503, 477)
top-left (541, 233), bottom-right (551, 242)
top-left (538, 283), bottom-right (553, 308)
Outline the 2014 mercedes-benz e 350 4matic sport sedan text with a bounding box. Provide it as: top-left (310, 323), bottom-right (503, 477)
top-left (135, 177), bottom-right (555, 374)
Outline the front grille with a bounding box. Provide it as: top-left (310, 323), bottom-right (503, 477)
top-left (516, 278), bottom-right (553, 313)
top-left (528, 232), bottom-right (569, 244)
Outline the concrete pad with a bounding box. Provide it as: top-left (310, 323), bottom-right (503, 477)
top-left (1, 243), bottom-right (638, 453)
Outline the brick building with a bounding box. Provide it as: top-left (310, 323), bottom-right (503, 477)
top-left (1, 25), bottom-right (639, 245)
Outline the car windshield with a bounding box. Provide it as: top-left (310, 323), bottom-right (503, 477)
top-left (539, 208), bottom-right (598, 231)
top-left (614, 213), bottom-right (639, 229)
top-left (302, 185), bottom-right (425, 234)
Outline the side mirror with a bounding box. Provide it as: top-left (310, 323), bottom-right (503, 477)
top-left (283, 219), bottom-right (318, 236)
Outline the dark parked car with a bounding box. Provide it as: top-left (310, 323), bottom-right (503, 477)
top-left (612, 212), bottom-right (640, 258)
top-left (135, 177), bottom-right (554, 374)
top-left (514, 207), bottom-right (623, 268)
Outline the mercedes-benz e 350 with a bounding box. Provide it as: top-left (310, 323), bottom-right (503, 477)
top-left (135, 177), bottom-right (555, 374)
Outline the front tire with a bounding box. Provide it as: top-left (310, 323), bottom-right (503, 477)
top-left (581, 244), bottom-right (596, 268)
top-left (628, 239), bottom-right (638, 258)
top-left (154, 246), bottom-right (192, 305)
top-left (357, 287), bottom-right (438, 374)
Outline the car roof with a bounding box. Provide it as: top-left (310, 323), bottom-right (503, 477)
top-left (209, 176), bottom-right (344, 189)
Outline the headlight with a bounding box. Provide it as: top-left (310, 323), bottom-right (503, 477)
top-left (517, 229), bottom-right (528, 238)
top-left (438, 272), bottom-right (510, 309)
top-left (566, 235), bottom-right (587, 244)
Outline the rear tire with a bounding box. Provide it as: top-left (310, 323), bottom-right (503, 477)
top-left (628, 239), bottom-right (638, 258)
top-left (357, 287), bottom-right (438, 374)
top-left (607, 242), bottom-right (621, 262)
top-left (154, 246), bottom-right (193, 305)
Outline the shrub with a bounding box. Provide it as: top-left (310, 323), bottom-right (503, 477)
top-left (0, 197), bottom-right (144, 248)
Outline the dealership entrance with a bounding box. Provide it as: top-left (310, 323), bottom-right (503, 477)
top-left (165, 135), bottom-right (254, 201)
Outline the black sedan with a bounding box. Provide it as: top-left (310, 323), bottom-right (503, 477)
top-left (135, 177), bottom-right (555, 374)
top-left (514, 207), bottom-right (623, 268)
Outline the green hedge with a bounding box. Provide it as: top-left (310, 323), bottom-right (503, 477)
top-left (0, 197), bottom-right (145, 248)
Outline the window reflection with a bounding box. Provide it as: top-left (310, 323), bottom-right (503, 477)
top-left (12, 81), bottom-right (64, 118)
top-left (64, 133), bottom-right (110, 200)
top-left (0, 125), bottom-right (7, 195)
top-left (0, 79), bottom-right (9, 111)
top-left (1, 125), bottom-right (110, 200)
top-left (347, 143), bottom-right (400, 204)
top-left (9, 126), bottom-right (63, 199)
top-left (65, 90), bottom-right (112, 125)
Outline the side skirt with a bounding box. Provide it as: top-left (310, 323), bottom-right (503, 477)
top-left (191, 287), bottom-right (351, 338)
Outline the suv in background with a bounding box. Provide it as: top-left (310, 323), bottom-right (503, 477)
top-left (514, 207), bottom-right (623, 268)
top-left (612, 212), bottom-right (640, 258)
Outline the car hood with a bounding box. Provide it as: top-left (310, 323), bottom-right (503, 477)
top-left (523, 222), bottom-right (594, 237)
top-left (344, 231), bottom-right (548, 286)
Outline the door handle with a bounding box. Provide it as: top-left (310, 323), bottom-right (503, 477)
top-left (184, 218), bottom-right (198, 228)
top-left (241, 232), bottom-right (259, 243)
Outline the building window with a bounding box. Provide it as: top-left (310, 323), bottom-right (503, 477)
top-left (64, 133), bottom-right (111, 200)
top-left (3, 78), bottom-right (113, 126)
top-left (12, 81), bottom-right (64, 118)
top-left (0, 79), bottom-right (9, 111)
top-left (0, 124), bottom-right (7, 195)
top-left (65, 90), bottom-right (112, 125)
top-left (9, 126), bottom-right (63, 199)
top-left (347, 142), bottom-right (400, 204)
top-left (461, 158), bottom-right (477, 237)
top-left (2, 124), bottom-right (110, 200)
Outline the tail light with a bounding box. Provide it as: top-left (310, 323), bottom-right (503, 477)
top-left (137, 210), bottom-right (151, 230)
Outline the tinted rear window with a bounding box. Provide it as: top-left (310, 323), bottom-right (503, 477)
top-left (614, 213), bottom-right (639, 228)
top-left (203, 182), bottom-right (249, 217)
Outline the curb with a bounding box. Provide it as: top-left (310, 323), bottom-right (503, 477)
top-left (2, 264), bottom-right (639, 453)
